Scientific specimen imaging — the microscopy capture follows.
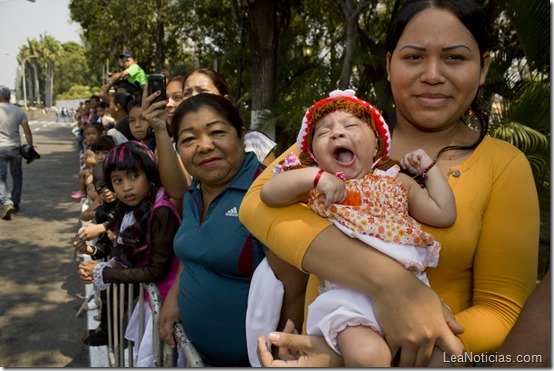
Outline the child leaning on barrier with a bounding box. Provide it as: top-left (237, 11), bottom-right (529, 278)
top-left (73, 163), bottom-right (118, 259)
top-left (73, 163), bottom-right (119, 346)
top-left (77, 141), bottom-right (181, 364)
top-left (71, 149), bottom-right (97, 200)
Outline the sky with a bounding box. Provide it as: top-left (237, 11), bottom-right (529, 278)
top-left (0, 0), bottom-right (82, 89)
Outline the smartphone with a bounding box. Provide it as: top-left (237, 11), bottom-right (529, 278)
top-left (147, 74), bottom-right (167, 104)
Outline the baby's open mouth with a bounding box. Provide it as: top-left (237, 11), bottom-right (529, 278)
top-left (333, 147), bottom-right (354, 163)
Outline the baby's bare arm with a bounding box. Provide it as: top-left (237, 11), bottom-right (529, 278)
top-left (399, 149), bottom-right (456, 227)
top-left (261, 167), bottom-right (321, 206)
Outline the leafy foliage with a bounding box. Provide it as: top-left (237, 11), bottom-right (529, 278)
top-left (56, 84), bottom-right (93, 100)
top-left (485, 0), bottom-right (550, 190)
top-left (15, 0), bottom-right (549, 171)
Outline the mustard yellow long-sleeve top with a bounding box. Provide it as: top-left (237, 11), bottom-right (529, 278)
top-left (240, 136), bottom-right (539, 354)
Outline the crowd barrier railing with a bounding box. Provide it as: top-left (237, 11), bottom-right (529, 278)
top-left (102, 281), bottom-right (203, 367)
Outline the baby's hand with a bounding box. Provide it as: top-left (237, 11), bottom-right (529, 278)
top-left (400, 148), bottom-right (434, 175)
top-left (316, 172), bottom-right (347, 208)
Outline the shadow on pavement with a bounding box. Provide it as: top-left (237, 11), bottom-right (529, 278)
top-left (0, 116), bottom-right (92, 367)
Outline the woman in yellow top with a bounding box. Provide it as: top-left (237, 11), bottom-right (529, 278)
top-left (239, 0), bottom-right (539, 366)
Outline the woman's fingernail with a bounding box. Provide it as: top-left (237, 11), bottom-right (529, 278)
top-left (268, 332), bottom-right (280, 341)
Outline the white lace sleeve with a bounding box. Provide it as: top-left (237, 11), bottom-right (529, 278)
top-left (93, 261), bottom-right (112, 290)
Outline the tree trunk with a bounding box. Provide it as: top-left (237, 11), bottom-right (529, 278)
top-left (339, 19), bottom-right (359, 89)
top-left (248, 0), bottom-right (278, 139)
top-left (155, 0), bottom-right (165, 72)
top-left (33, 63), bottom-right (40, 106)
top-left (45, 62), bottom-right (53, 108)
top-left (337, 0), bottom-right (369, 89)
top-left (49, 62), bottom-right (54, 108)
top-left (235, 9), bottom-right (247, 101)
top-left (44, 67), bottom-right (49, 108)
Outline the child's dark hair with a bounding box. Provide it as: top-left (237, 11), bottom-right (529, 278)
top-left (91, 135), bottom-right (116, 152)
top-left (126, 97), bottom-right (142, 113)
top-left (97, 101), bottom-right (109, 110)
top-left (113, 80), bottom-right (138, 97)
top-left (84, 122), bottom-right (104, 134)
top-left (112, 92), bottom-right (133, 114)
top-left (103, 141), bottom-right (161, 265)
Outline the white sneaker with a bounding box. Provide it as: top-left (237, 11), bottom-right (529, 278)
top-left (2, 204), bottom-right (15, 220)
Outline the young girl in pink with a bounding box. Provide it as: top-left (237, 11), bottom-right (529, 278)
top-left (260, 90), bottom-right (457, 366)
top-left (78, 140), bottom-right (180, 366)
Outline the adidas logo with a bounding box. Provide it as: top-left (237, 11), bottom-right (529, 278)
top-left (225, 207), bottom-right (239, 217)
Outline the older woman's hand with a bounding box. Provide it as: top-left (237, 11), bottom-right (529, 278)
top-left (257, 320), bottom-right (343, 367)
top-left (158, 294), bottom-right (181, 348)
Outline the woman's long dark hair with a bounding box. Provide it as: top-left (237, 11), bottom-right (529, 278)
top-left (112, 92), bottom-right (133, 115)
top-left (103, 140), bottom-right (161, 266)
top-left (386, 0), bottom-right (492, 158)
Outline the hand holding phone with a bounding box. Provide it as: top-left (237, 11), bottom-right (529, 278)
top-left (147, 74), bottom-right (167, 105)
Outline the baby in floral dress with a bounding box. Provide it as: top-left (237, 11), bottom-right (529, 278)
top-left (261, 90), bottom-right (456, 366)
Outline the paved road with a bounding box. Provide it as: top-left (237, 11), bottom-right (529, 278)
top-left (0, 112), bottom-right (91, 367)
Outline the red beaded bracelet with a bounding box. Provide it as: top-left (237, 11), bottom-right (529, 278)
top-left (313, 169), bottom-right (325, 188)
top-left (421, 160), bottom-right (437, 180)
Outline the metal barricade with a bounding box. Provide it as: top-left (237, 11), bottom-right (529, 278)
top-left (103, 282), bottom-right (203, 367)
top-left (174, 323), bottom-right (204, 367)
top-left (106, 282), bottom-right (135, 366)
top-left (144, 283), bottom-right (204, 367)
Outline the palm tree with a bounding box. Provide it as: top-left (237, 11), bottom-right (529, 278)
top-left (487, 0), bottom-right (550, 189)
top-left (18, 44), bottom-right (39, 106)
top-left (488, 0), bottom-right (550, 277)
top-left (40, 35), bottom-right (62, 108)
top-left (25, 39), bottom-right (42, 106)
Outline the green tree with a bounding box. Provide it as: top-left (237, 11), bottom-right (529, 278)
top-left (54, 42), bottom-right (89, 97)
top-left (69, 0), bottom-right (193, 80)
top-left (39, 35), bottom-right (63, 107)
top-left (66, 0), bottom-right (549, 168)
top-left (57, 84), bottom-right (93, 100)
top-left (486, 0), bottom-right (550, 186)
top-left (19, 40), bottom-right (42, 106)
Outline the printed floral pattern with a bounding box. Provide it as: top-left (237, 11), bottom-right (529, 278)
top-left (309, 168), bottom-right (438, 249)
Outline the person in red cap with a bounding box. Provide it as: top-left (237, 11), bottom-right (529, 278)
top-left (259, 89), bottom-right (457, 366)
top-left (110, 52), bottom-right (147, 89)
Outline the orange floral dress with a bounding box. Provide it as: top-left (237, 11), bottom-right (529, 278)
top-left (308, 165), bottom-right (440, 273)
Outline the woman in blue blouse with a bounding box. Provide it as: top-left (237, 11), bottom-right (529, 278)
top-left (144, 93), bottom-right (304, 366)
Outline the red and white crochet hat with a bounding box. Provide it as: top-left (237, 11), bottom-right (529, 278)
top-left (297, 89), bottom-right (391, 161)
